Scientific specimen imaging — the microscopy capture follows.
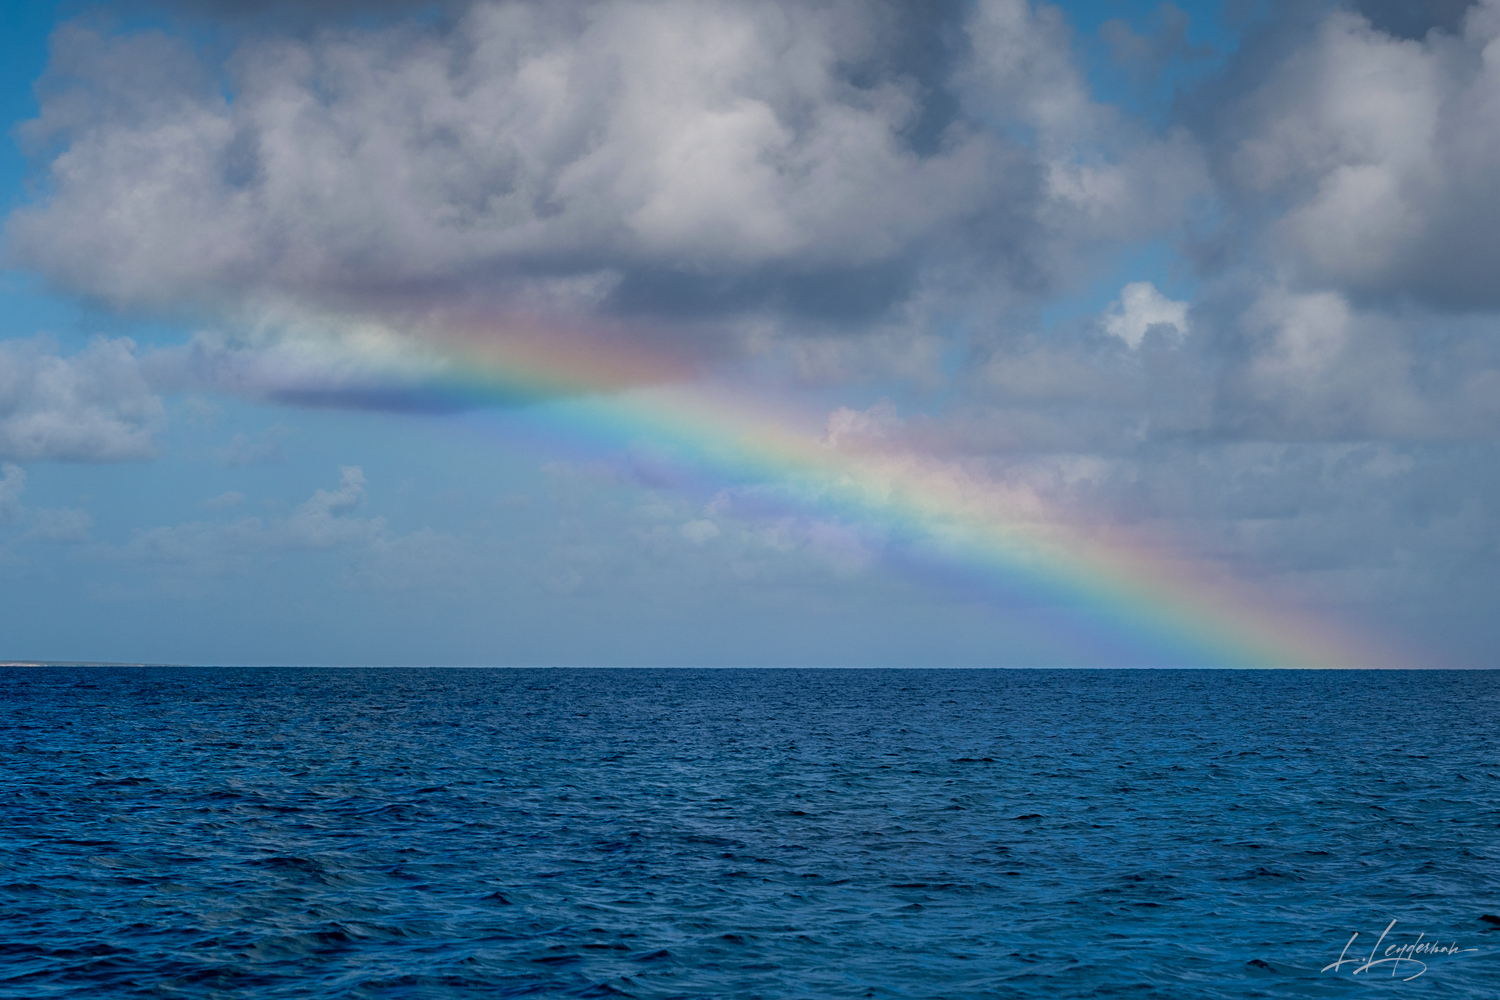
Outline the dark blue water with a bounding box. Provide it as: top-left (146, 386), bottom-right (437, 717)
top-left (2, 668), bottom-right (1497, 998)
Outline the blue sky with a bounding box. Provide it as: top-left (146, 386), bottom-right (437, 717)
top-left (2, 0), bottom-right (1497, 667)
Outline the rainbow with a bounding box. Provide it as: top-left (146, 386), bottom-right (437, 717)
top-left (259, 308), bottom-right (1401, 669)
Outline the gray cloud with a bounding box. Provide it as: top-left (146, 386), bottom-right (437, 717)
top-left (1102, 2), bottom-right (1214, 84)
top-left (0, 337), bottom-right (165, 462)
top-left (9, 0), bottom-right (1500, 663)
top-left (1353, 0), bottom-right (1476, 38)
top-left (0, 464), bottom-right (24, 525)
top-left (8, 0), bottom-right (1200, 347)
top-left (1200, 0), bottom-right (1500, 310)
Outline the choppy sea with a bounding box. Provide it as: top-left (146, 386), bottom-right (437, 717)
top-left (1, 667), bottom-right (1497, 998)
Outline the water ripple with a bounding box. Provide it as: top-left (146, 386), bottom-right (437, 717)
top-left (1, 667), bottom-right (1497, 998)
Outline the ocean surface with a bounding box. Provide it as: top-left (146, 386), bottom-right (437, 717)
top-left (1, 667), bottom-right (1496, 999)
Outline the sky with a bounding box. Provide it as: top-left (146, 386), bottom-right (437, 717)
top-left (0, 0), bottom-right (1497, 668)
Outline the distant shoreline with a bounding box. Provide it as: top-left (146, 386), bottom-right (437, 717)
top-left (0, 661), bottom-right (189, 668)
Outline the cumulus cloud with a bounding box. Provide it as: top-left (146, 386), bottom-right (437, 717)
top-left (0, 338), bottom-right (165, 461)
top-left (1207, 0), bottom-right (1500, 309)
top-left (1103, 282), bottom-right (1188, 348)
top-left (7, 0), bottom-right (1204, 376)
top-left (8, 6), bottom-right (976, 309)
top-left (8, 0), bottom-right (1500, 660)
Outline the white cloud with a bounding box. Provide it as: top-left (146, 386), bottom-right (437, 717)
top-left (1103, 281), bottom-right (1189, 348)
top-left (5, 0), bottom-right (1209, 368)
top-left (275, 466), bottom-right (377, 549)
top-left (8, 6), bottom-right (1000, 308)
top-left (0, 338), bottom-right (165, 462)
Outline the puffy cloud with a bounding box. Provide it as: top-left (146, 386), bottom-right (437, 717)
top-left (278, 465), bottom-right (374, 549)
top-left (1103, 281), bottom-right (1188, 348)
top-left (1207, 0), bottom-right (1500, 309)
top-left (0, 338), bottom-right (165, 461)
top-left (8, 0), bottom-right (1203, 366)
top-left (147, 326), bottom-right (465, 413)
top-left (8, 0), bottom-right (1500, 661)
top-left (8, 6), bottom-right (977, 310)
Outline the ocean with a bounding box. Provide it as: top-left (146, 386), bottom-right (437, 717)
top-left (1, 666), bottom-right (1496, 998)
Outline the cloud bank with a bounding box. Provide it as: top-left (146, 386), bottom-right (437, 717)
top-left (9, 0), bottom-right (1195, 340)
top-left (0, 338), bottom-right (164, 461)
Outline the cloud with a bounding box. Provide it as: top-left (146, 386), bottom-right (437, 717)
top-left (277, 465), bottom-right (375, 548)
top-left (0, 464), bottom-right (92, 543)
top-left (8, 0), bottom-right (1500, 663)
top-left (1204, 1), bottom-right (1500, 309)
top-left (7, 7), bottom-right (976, 310)
top-left (90, 466), bottom-right (465, 588)
top-left (216, 426), bottom-right (289, 467)
top-left (679, 519), bottom-right (720, 544)
top-left (202, 490), bottom-right (245, 510)
top-left (24, 507), bottom-right (93, 543)
top-left (1103, 281), bottom-right (1188, 348)
top-left (1353, 0), bottom-right (1476, 39)
top-left (96, 467), bottom-right (377, 569)
top-left (0, 338), bottom-right (165, 461)
top-left (341, 528), bottom-right (478, 591)
top-left (1102, 3), bottom-right (1214, 84)
top-left (7, 0), bottom-right (1204, 367)
top-left (0, 464), bottom-right (24, 525)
